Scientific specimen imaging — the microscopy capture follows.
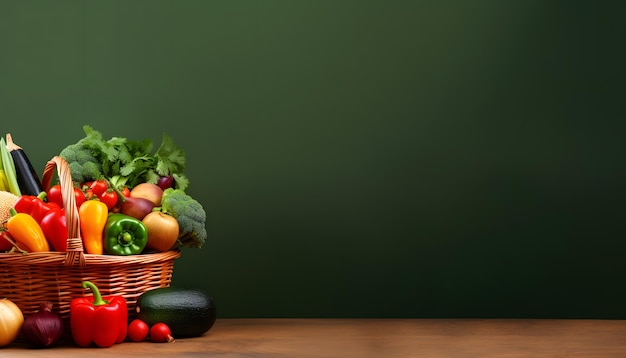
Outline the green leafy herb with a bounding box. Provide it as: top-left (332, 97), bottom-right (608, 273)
top-left (59, 125), bottom-right (189, 191)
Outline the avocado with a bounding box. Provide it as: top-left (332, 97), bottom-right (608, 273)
top-left (135, 287), bottom-right (216, 338)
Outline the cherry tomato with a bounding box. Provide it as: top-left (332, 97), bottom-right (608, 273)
top-left (89, 179), bottom-right (108, 197)
top-left (99, 190), bottom-right (119, 210)
top-left (121, 186), bottom-right (130, 198)
top-left (127, 319), bottom-right (150, 342)
top-left (81, 181), bottom-right (91, 194)
top-left (0, 231), bottom-right (28, 252)
top-left (46, 184), bottom-right (63, 208)
top-left (150, 323), bottom-right (174, 343)
top-left (74, 187), bottom-right (87, 208)
top-left (0, 230), bottom-right (14, 251)
top-left (46, 184), bottom-right (87, 209)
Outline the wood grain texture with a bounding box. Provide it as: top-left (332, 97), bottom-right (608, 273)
top-left (4, 318), bottom-right (626, 357)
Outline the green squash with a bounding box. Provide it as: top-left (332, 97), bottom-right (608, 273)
top-left (135, 287), bottom-right (216, 338)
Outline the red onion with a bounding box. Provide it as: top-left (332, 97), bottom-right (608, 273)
top-left (21, 302), bottom-right (64, 347)
top-left (157, 175), bottom-right (174, 190)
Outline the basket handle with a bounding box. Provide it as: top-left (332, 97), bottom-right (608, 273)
top-left (41, 156), bottom-right (86, 267)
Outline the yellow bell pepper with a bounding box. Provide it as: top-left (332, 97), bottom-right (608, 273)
top-left (6, 208), bottom-right (50, 252)
top-left (79, 200), bottom-right (109, 255)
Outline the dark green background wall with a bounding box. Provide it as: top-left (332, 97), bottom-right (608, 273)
top-left (1, 1), bottom-right (625, 318)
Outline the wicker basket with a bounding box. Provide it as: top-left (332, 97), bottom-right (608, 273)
top-left (0, 156), bottom-right (181, 333)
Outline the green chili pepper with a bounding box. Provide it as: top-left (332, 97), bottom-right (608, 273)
top-left (103, 213), bottom-right (148, 255)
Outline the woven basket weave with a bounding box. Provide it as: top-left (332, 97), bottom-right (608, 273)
top-left (0, 156), bottom-right (181, 330)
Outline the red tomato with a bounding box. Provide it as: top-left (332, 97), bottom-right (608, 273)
top-left (74, 187), bottom-right (87, 208)
top-left (46, 184), bottom-right (63, 208)
top-left (99, 190), bottom-right (118, 210)
top-left (0, 231), bottom-right (28, 252)
top-left (89, 179), bottom-right (108, 197)
top-left (0, 230), bottom-right (14, 251)
top-left (150, 323), bottom-right (174, 343)
top-left (82, 181), bottom-right (92, 195)
top-left (121, 186), bottom-right (130, 198)
top-left (127, 319), bottom-right (150, 342)
top-left (46, 184), bottom-right (87, 210)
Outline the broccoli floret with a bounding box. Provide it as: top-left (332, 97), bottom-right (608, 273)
top-left (59, 143), bottom-right (103, 183)
top-left (160, 188), bottom-right (207, 249)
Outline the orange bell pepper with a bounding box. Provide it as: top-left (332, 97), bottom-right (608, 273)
top-left (6, 208), bottom-right (50, 252)
top-left (79, 200), bottom-right (109, 255)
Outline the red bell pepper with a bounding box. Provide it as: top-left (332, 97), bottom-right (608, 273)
top-left (70, 281), bottom-right (128, 348)
top-left (12, 194), bottom-right (68, 251)
top-left (13, 193), bottom-right (53, 222)
top-left (39, 203), bottom-right (69, 252)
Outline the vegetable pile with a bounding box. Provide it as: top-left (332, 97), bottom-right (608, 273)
top-left (0, 127), bottom-right (216, 349)
top-left (0, 126), bottom-right (207, 254)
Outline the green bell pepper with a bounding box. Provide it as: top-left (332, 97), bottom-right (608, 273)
top-left (103, 213), bottom-right (148, 255)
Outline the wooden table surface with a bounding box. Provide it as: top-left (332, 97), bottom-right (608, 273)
top-left (4, 318), bottom-right (626, 357)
